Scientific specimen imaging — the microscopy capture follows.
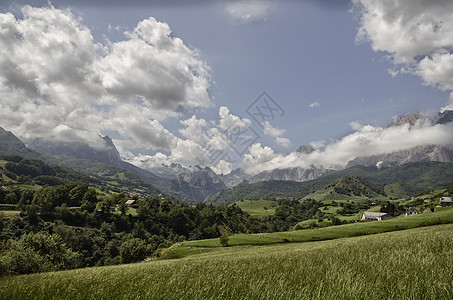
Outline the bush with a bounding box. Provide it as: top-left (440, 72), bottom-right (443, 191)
top-left (220, 233), bottom-right (229, 247)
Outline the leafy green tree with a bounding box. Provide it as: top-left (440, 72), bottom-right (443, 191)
top-left (0, 232), bottom-right (80, 276)
top-left (120, 237), bottom-right (149, 263)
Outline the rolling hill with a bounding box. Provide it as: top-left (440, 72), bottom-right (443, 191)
top-left (2, 210), bottom-right (453, 299)
top-left (206, 162), bottom-right (453, 205)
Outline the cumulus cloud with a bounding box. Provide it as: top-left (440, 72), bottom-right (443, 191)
top-left (98, 17), bottom-right (211, 110)
top-left (218, 106), bottom-right (252, 134)
top-left (0, 5), bottom-right (211, 149)
top-left (225, 0), bottom-right (272, 23)
top-left (179, 115), bottom-right (208, 145)
top-left (263, 121), bottom-right (291, 147)
top-left (242, 121), bottom-right (453, 174)
top-left (354, 0), bottom-right (453, 96)
top-left (211, 159), bottom-right (233, 175)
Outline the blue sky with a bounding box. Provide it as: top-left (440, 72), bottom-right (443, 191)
top-left (0, 0), bottom-right (452, 174)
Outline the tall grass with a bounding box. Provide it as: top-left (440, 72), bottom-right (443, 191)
top-left (1, 224), bottom-right (452, 299)
top-left (182, 206), bottom-right (453, 248)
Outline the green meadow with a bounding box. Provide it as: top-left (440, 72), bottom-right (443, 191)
top-left (1, 207), bottom-right (453, 299)
top-left (1, 224), bottom-right (452, 299)
top-left (233, 199), bottom-right (279, 217)
top-left (178, 206), bottom-right (453, 248)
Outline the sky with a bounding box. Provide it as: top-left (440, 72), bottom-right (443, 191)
top-left (0, 0), bottom-right (453, 175)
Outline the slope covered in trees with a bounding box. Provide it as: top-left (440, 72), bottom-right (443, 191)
top-left (206, 162), bottom-right (453, 205)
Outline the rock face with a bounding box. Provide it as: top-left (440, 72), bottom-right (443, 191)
top-left (386, 111), bottom-right (432, 128)
top-left (346, 145), bottom-right (453, 169)
top-left (148, 163), bottom-right (228, 202)
top-left (28, 136), bottom-right (122, 167)
top-left (0, 127), bottom-right (42, 159)
top-left (219, 168), bottom-right (251, 188)
top-left (249, 166), bottom-right (332, 183)
top-left (296, 145), bottom-right (315, 154)
top-left (433, 110), bottom-right (453, 125)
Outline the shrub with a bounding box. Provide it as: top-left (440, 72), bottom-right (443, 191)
top-left (220, 233), bottom-right (229, 247)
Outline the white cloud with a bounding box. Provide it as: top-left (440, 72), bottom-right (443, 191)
top-left (354, 0), bottom-right (453, 96)
top-left (242, 121), bottom-right (453, 175)
top-left (441, 92), bottom-right (453, 112)
top-left (276, 137), bottom-right (291, 148)
top-left (169, 139), bottom-right (210, 167)
top-left (125, 152), bottom-right (170, 170)
top-left (211, 160), bottom-right (233, 175)
top-left (179, 115), bottom-right (208, 145)
top-left (262, 121), bottom-right (291, 147)
top-left (309, 140), bottom-right (326, 150)
top-left (218, 106), bottom-right (252, 131)
top-left (263, 121), bottom-right (284, 137)
top-left (0, 5), bottom-right (212, 150)
top-left (98, 17), bottom-right (212, 111)
top-left (309, 102), bottom-right (320, 108)
top-left (225, 0), bottom-right (272, 23)
top-left (349, 121), bottom-right (363, 131)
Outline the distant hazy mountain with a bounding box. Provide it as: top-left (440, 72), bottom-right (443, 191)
top-left (347, 110), bottom-right (453, 169)
top-left (219, 168), bottom-right (251, 188)
top-left (249, 166), bottom-right (332, 184)
top-left (26, 136), bottom-right (229, 203)
top-left (296, 145), bottom-right (315, 154)
top-left (28, 136), bottom-right (123, 168)
top-left (346, 145), bottom-right (453, 169)
top-left (144, 163), bottom-right (228, 202)
top-left (248, 144), bottom-right (331, 184)
top-left (0, 127), bottom-right (42, 159)
top-left (174, 165), bottom-right (227, 202)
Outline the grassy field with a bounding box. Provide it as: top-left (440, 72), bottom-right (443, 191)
top-left (302, 186), bottom-right (372, 202)
top-left (1, 224), bottom-right (452, 299)
top-left (233, 199), bottom-right (279, 217)
top-left (179, 207), bottom-right (453, 248)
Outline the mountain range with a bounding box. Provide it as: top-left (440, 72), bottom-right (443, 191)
top-left (0, 109), bottom-right (452, 203)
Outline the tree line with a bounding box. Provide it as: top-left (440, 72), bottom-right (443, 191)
top-left (0, 184), bottom-right (326, 276)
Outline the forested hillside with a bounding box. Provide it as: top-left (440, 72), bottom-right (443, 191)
top-left (206, 162), bottom-right (453, 205)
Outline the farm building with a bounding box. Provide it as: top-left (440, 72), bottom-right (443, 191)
top-left (361, 212), bottom-right (391, 221)
top-left (405, 207), bottom-right (418, 217)
top-left (440, 197), bottom-right (452, 207)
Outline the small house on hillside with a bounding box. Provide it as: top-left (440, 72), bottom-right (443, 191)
top-left (440, 197), bottom-right (452, 207)
top-left (405, 207), bottom-right (418, 217)
top-left (125, 200), bottom-right (136, 205)
top-left (361, 212), bottom-right (391, 221)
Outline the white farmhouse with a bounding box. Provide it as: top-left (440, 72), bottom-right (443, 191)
top-left (361, 212), bottom-right (391, 221)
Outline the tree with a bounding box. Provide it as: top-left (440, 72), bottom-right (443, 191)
top-left (120, 237), bottom-right (149, 263)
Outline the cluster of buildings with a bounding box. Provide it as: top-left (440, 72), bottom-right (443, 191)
top-left (361, 196), bottom-right (452, 221)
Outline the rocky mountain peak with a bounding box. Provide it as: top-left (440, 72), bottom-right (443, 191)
top-left (433, 110), bottom-right (453, 125)
top-left (219, 168), bottom-right (251, 188)
top-left (101, 135), bottom-right (122, 165)
top-left (386, 111), bottom-right (432, 128)
top-left (296, 145), bottom-right (315, 154)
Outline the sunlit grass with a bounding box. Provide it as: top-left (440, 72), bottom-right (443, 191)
top-left (1, 224), bottom-right (452, 299)
top-left (233, 199), bottom-right (279, 217)
top-left (182, 206), bottom-right (453, 248)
